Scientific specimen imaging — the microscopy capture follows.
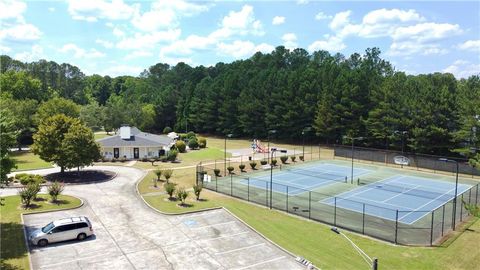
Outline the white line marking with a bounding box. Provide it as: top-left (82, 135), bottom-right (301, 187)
top-left (199, 231), bottom-right (249, 241)
top-left (232, 256), bottom-right (286, 270)
top-left (382, 184), bottom-right (422, 203)
top-left (398, 186), bottom-right (456, 222)
top-left (215, 243), bottom-right (265, 255)
top-left (190, 220), bottom-right (237, 229)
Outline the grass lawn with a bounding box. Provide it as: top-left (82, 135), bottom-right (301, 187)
top-left (0, 194), bottom-right (82, 270)
top-left (94, 133), bottom-right (112, 140)
top-left (11, 151), bottom-right (53, 171)
top-left (137, 148), bottom-right (480, 270)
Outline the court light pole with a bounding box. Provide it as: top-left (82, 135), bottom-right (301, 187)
top-left (331, 227), bottom-right (378, 270)
top-left (438, 158), bottom-right (459, 230)
top-left (267, 129), bottom-right (277, 164)
top-left (269, 148), bottom-right (277, 209)
top-left (344, 135), bottom-right (364, 184)
top-left (302, 127), bottom-right (312, 160)
top-left (224, 133), bottom-right (233, 176)
top-left (394, 130), bottom-right (408, 153)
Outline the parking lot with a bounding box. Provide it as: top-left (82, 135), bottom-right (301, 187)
top-left (22, 166), bottom-right (305, 270)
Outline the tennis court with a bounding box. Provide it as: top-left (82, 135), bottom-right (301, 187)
top-left (323, 175), bottom-right (472, 224)
top-left (240, 163), bottom-right (371, 195)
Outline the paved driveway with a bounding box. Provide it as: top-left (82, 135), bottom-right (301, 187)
top-left (21, 166), bottom-right (305, 270)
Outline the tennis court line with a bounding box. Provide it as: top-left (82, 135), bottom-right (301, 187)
top-left (398, 186), bottom-right (456, 223)
top-left (332, 175), bottom-right (406, 203)
top-left (330, 196), bottom-right (416, 211)
top-left (381, 184), bottom-right (422, 203)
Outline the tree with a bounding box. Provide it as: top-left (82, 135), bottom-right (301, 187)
top-left (193, 184), bottom-right (203, 200)
top-left (163, 169), bottom-right (173, 183)
top-left (32, 114), bottom-right (99, 173)
top-left (164, 182), bottom-right (176, 200)
top-left (0, 70), bottom-right (46, 101)
top-left (0, 110), bottom-right (17, 184)
top-left (47, 181), bottom-right (64, 202)
top-left (175, 140), bottom-right (186, 153)
top-left (61, 123), bottom-right (101, 170)
top-left (176, 187), bottom-right (189, 205)
top-left (0, 98), bottom-right (38, 149)
top-left (80, 101), bottom-right (105, 131)
top-left (154, 169), bottom-right (162, 181)
top-left (35, 97), bottom-right (80, 124)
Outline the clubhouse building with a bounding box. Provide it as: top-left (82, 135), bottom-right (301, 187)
top-left (96, 125), bottom-right (175, 160)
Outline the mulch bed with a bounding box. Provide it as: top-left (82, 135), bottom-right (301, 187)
top-left (44, 170), bottom-right (116, 184)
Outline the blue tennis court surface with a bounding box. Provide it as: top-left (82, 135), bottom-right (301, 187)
top-left (323, 176), bottom-right (472, 224)
top-left (240, 163), bottom-right (371, 195)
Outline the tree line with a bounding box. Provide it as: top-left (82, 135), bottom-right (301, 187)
top-left (0, 46), bottom-right (479, 162)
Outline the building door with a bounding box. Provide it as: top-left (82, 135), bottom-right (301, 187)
top-left (159, 149), bottom-right (165, 156)
top-left (113, 148), bottom-right (119, 158)
top-left (134, 148), bottom-right (139, 159)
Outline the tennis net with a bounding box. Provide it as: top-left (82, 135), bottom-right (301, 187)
top-left (358, 180), bottom-right (455, 200)
top-left (280, 165), bottom-right (348, 183)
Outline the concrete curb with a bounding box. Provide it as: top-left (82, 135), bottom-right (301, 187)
top-left (19, 196), bottom-right (84, 270)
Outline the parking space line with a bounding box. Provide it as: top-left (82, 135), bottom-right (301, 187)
top-left (214, 243), bottom-right (265, 255)
top-left (199, 231), bottom-right (249, 241)
top-left (38, 253), bottom-right (111, 268)
top-left (190, 220), bottom-right (237, 229)
top-left (232, 256), bottom-right (286, 270)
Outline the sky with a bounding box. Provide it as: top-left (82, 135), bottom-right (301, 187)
top-left (0, 0), bottom-right (479, 78)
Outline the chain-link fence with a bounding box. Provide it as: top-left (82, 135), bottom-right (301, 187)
top-left (197, 164), bottom-right (480, 246)
top-left (333, 145), bottom-right (480, 177)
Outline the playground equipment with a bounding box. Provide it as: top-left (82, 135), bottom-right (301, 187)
top-left (252, 139), bottom-right (269, 153)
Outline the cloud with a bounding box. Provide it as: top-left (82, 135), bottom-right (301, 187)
top-left (0, 23), bottom-right (42, 41)
top-left (124, 50), bottom-right (153, 60)
top-left (296, 0), bottom-right (309, 5)
top-left (0, 45), bottom-right (12, 53)
top-left (98, 64), bottom-right (144, 77)
top-left (60, 43), bottom-right (106, 58)
top-left (272, 16), bottom-right (285, 25)
top-left (457, 40), bottom-right (480, 52)
top-left (315, 12), bottom-right (331, 20)
top-left (0, 0), bottom-right (42, 42)
top-left (95, 39), bottom-right (114, 48)
top-left (0, 0), bottom-right (26, 20)
top-left (217, 40), bottom-right (274, 58)
top-left (282, 33), bottom-right (298, 50)
top-left (113, 27), bottom-right (125, 37)
top-left (48, 7), bottom-right (55, 12)
top-left (308, 35), bottom-right (346, 52)
top-left (67, 0), bottom-right (137, 22)
top-left (362, 8), bottom-right (424, 25)
top-left (211, 5), bottom-right (264, 39)
top-left (160, 34), bottom-right (214, 57)
top-left (443, 60), bottom-right (480, 78)
top-left (131, 0), bottom-right (210, 32)
top-left (14, 45), bottom-right (43, 62)
top-left (329, 10), bottom-right (352, 31)
top-left (116, 29), bottom-right (181, 50)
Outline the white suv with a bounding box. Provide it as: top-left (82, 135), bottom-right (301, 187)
top-left (29, 216), bottom-right (93, 247)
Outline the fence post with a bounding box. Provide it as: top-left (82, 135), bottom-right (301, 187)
top-left (215, 175), bottom-right (218, 192)
top-left (308, 191), bottom-right (312, 219)
top-left (265, 181), bottom-right (268, 207)
top-left (286, 186), bottom-right (289, 213)
top-left (468, 188), bottom-right (472, 205)
top-left (476, 184), bottom-right (479, 205)
top-left (230, 174), bottom-right (233, 196)
top-left (319, 145), bottom-right (321, 160)
top-left (430, 211), bottom-right (435, 246)
top-left (247, 178), bottom-right (250, 202)
top-left (460, 194), bottom-right (464, 222)
top-left (334, 197), bottom-right (337, 226)
top-left (441, 204), bottom-right (445, 236)
top-left (362, 203), bottom-right (366, 235)
top-left (395, 210), bottom-right (399, 244)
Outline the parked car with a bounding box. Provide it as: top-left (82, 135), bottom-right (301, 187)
top-left (29, 216), bottom-right (93, 247)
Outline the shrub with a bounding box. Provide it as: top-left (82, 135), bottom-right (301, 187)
top-left (47, 181), bottom-right (64, 202)
top-left (18, 183), bottom-right (40, 208)
top-left (163, 126), bottom-right (172, 134)
top-left (193, 184), bottom-right (203, 200)
top-left (154, 169), bottom-right (162, 181)
top-left (176, 187), bottom-right (189, 205)
top-left (280, 156), bottom-right (288, 164)
top-left (188, 138), bottom-right (199, 149)
top-left (271, 159), bottom-right (278, 166)
top-left (175, 140), bottom-right (187, 153)
top-left (249, 162), bottom-right (257, 170)
top-left (120, 156), bottom-right (127, 163)
top-left (31, 183), bottom-right (41, 200)
top-left (163, 169), bottom-right (173, 183)
top-left (198, 137), bottom-right (207, 148)
top-left (179, 134), bottom-right (188, 141)
top-left (239, 164), bottom-right (246, 172)
top-left (290, 156), bottom-right (296, 162)
top-left (161, 157), bottom-right (168, 162)
top-left (186, 131), bottom-right (196, 139)
top-left (17, 174), bottom-right (45, 186)
top-left (167, 150), bottom-right (178, 162)
top-left (260, 160), bottom-right (267, 165)
top-left (227, 166), bottom-right (234, 174)
top-left (112, 158), bottom-right (118, 163)
top-left (299, 155), bottom-right (304, 161)
top-left (164, 182), bottom-right (176, 199)
top-left (213, 168), bottom-right (221, 177)
top-left (141, 157), bottom-right (148, 162)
